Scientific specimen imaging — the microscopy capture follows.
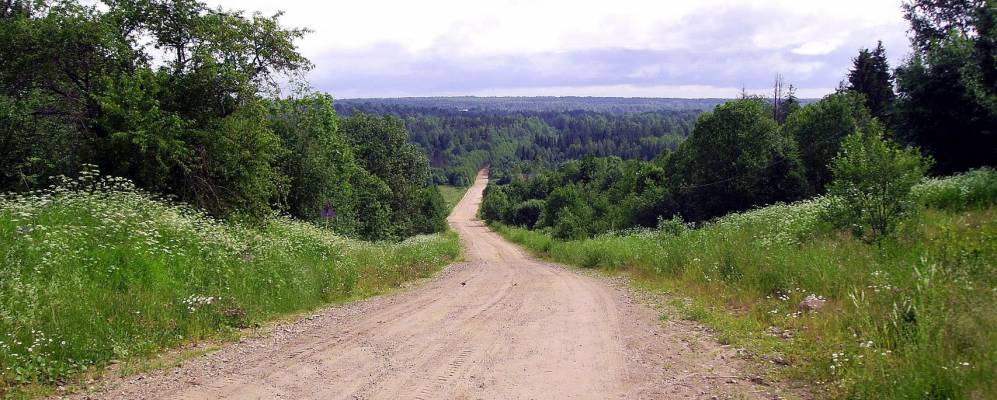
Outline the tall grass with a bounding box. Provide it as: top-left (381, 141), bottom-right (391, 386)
top-left (494, 170), bottom-right (997, 399)
top-left (0, 170), bottom-right (460, 394)
top-left (437, 185), bottom-right (470, 211)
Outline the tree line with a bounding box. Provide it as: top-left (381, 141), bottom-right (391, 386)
top-left (336, 106), bottom-right (700, 186)
top-left (481, 0), bottom-right (995, 239)
top-left (1, 0), bottom-right (447, 240)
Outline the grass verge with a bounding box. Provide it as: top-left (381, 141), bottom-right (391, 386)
top-left (438, 185), bottom-right (469, 211)
top-left (0, 173), bottom-right (460, 398)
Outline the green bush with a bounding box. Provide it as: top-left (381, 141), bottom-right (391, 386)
top-left (509, 199), bottom-right (544, 228)
top-left (913, 168), bottom-right (997, 211)
top-left (656, 214), bottom-right (686, 236)
top-left (827, 131), bottom-right (931, 242)
top-left (479, 185), bottom-right (510, 222)
top-left (552, 209), bottom-right (588, 240)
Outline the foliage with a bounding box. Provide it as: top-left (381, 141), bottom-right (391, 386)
top-left (339, 113), bottom-right (448, 238)
top-left (782, 92), bottom-right (878, 193)
top-left (666, 99), bottom-right (809, 221)
top-left (340, 103), bottom-right (699, 185)
top-left (847, 41), bottom-right (896, 120)
top-left (479, 185), bottom-right (510, 222)
top-left (0, 0), bottom-right (310, 217)
top-left (827, 131), bottom-right (932, 242)
top-left (0, 171), bottom-right (460, 392)
top-left (492, 170), bottom-right (996, 399)
top-left (0, 1), bottom-right (449, 240)
top-left (913, 167), bottom-right (997, 210)
top-left (507, 199), bottom-right (544, 229)
top-left (895, 1), bottom-right (997, 174)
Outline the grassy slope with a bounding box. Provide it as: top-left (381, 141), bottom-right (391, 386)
top-left (438, 185), bottom-right (470, 211)
top-left (492, 171), bottom-right (996, 400)
top-left (0, 174), bottom-right (460, 397)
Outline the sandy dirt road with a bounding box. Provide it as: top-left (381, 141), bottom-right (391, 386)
top-left (77, 170), bottom-right (779, 399)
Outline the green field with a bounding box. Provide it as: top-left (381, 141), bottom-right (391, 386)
top-left (438, 185), bottom-right (470, 211)
top-left (0, 173), bottom-right (461, 397)
top-left (492, 170), bottom-right (996, 400)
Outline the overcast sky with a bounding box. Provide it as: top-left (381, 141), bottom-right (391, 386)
top-left (208, 0), bottom-right (912, 99)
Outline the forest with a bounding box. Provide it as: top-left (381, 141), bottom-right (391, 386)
top-left (342, 108), bottom-right (701, 186)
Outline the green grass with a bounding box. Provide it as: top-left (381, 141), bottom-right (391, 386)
top-left (492, 172), bottom-right (996, 400)
top-left (0, 172), bottom-right (460, 397)
top-left (438, 185), bottom-right (469, 211)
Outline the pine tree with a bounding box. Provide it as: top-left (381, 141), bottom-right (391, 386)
top-left (847, 41), bottom-right (895, 120)
top-left (781, 85), bottom-right (801, 122)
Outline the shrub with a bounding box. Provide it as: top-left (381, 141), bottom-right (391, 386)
top-left (479, 185), bottom-right (510, 222)
top-left (912, 168), bottom-right (997, 211)
top-left (827, 131), bottom-right (931, 242)
top-left (509, 199), bottom-right (544, 228)
top-left (552, 209), bottom-right (588, 240)
top-left (656, 214), bottom-right (687, 236)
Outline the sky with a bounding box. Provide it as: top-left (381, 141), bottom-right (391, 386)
top-left (208, 0), bottom-right (913, 99)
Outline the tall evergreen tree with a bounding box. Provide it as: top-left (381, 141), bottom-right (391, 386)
top-left (847, 41), bottom-right (895, 120)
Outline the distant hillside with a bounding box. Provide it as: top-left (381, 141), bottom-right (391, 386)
top-left (335, 96), bottom-right (731, 115)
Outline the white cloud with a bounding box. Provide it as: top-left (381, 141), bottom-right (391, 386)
top-left (205, 0), bottom-right (912, 97)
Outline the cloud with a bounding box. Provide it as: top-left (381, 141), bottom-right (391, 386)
top-left (208, 0), bottom-right (912, 97)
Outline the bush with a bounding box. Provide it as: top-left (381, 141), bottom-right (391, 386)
top-left (912, 168), bottom-right (997, 211)
top-left (827, 131), bottom-right (931, 242)
top-left (509, 199), bottom-right (544, 228)
top-left (656, 214), bottom-right (686, 236)
top-left (479, 185), bottom-right (510, 222)
top-left (552, 209), bottom-right (588, 240)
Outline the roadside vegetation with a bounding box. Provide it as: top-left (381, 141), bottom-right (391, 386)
top-left (480, 2), bottom-right (996, 398)
top-left (0, 170), bottom-right (460, 396)
top-left (492, 169), bottom-right (996, 399)
top-left (438, 185), bottom-right (470, 211)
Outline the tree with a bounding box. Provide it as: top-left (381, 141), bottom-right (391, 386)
top-left (781, 85), bottom-right (801, 122)
top-left (781, 92), bottom-right (877, 192)
top-left (827, 129), bottom-right (931, 242)
top-left (269, 93), bottom-right (364, 232)
top-left (902, 0), bottom-right (987, 51)
top-left (894, 0), bottom-right (996, 174)
top-left (0, 0), bottom-right (311, 218)
top-left (339, 112), bottom-right (447, 237)
top-left (667, 99), bottom-right (808, 221)
top-left (847, 41), bottom-right (895, 120)
top-left (772, 73), bottom-right (785, 122)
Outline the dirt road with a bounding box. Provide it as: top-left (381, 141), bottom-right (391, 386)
top-left (79, 170), bottom-right (777, 399)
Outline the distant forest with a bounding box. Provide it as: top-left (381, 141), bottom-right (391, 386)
top-left (335, 99), bottom-right (706, 185)
top-left (335, 96), bottom-right (730, 114)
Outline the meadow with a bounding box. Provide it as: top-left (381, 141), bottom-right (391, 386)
top-left (492, 169), bottom-right (996, 399)
top-left (0, 169), bottom-right (460, 396)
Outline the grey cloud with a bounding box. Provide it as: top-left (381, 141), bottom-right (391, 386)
top-left (306, 4), bottom-right (910, 97)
